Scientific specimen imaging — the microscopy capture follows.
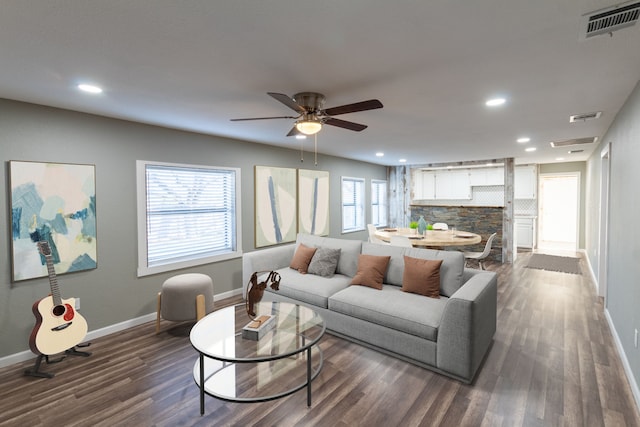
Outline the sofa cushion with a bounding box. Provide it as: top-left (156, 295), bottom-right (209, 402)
top-left (307, 247), bottom-right (341, 277)
top-left (361, 242), bottom-right (465, 297)
top-left (297, 233), bottom-right (362, 277)
top-left (350, 254), bottom-right (390, 290)
top-left (265, 267), bottom-right (351, 308)
top-left (402, 256), bottom-right (442, 298)
top-left (289, 243), bottom-right (317, 273)
top-left (328, 285), bottom-right (447, 341)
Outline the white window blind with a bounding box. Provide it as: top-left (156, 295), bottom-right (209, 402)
top-left (371, 179), bottom-right (388, 227)
top-left (342, 176), bottom-right (365, 233)
top-left (137, 161), bottom-right (241, 276)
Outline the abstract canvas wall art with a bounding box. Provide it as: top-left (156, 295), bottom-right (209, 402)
top-left (298, 169), bottom-right (329, 236)
top-left (10, 161), bottom-right (97, 281)
top-left (254, 166), bottom-right (297, 247)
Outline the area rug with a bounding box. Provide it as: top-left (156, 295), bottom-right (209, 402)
top-left (525, 254), bottom-right (581, 275)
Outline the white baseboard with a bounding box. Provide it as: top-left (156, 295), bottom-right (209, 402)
top-left (582, 250), bottom-right (639, 412)
top-left (214, 287), bottom-right (243, 301)
top-left (0, 288), bottom-right (243, 370)
top-left (579, 249), bottom-right (599, 294)
top-left (604, 309), bottom-right (640, 414)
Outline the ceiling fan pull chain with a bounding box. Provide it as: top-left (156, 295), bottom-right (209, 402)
top-left (300, 138), bottom-right (304, 162)
top-left (314, 134), bottom-right (318, 166)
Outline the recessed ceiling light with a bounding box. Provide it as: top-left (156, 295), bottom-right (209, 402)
top-left (485, 97), bottom-right (506, 107)
top-left (517, 137), bottom-right (530, 143)
top-left (77, 84), bottom-right (103, 94)
top-left (525, 147), bottom-right (537, 152)
top-left (375, 152), bottom-right (384, 157)
top-left (399, 159), bottom-right (407, 163)
top-left (295, 134), bottom-right (306, 140)
top-left (556, 157), bottom-right (565, 161)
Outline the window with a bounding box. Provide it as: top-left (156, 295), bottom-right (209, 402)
top-left (341, 176), bottom-right (365, 233)
top-left (371, 179), bottom-right (388, 227)
top-left (136, 160), bottom-right (242, 276)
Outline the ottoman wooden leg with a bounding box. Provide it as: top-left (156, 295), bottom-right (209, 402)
top-left (196, 294), bottom-right (205, 321)
top-left (156, 292), bottom-right (162, 334)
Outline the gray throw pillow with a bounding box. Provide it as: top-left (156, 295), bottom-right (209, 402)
top-left (307, 247), bottom-right (341, 277)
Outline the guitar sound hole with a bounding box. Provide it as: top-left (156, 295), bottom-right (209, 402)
top-left (52, 305), bottom-right (66, 316)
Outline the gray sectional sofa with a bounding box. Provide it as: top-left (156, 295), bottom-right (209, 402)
top-left (242, 233), bottom-right (497, 383)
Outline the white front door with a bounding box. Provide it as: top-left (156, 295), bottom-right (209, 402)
top-left (538, 173), bottom-right (580, 252)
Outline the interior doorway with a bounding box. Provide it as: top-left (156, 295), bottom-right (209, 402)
top-left (538, 172), bottom-right (580, 252)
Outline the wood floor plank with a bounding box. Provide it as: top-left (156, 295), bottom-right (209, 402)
top-left (0, 251), bottom-right (639, 426)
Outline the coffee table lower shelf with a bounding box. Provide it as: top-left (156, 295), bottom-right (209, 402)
top-left (193, 344), bottom-right (323, 414)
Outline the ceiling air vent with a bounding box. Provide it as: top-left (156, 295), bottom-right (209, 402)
top-left (581, 2), bottom-right (640, 39)
top-left (569, 111), bottom-right (602, 122)
top-left (568, 149), bottom-right (585, 154)
top-left (550, 137), bottom-right (598, 148)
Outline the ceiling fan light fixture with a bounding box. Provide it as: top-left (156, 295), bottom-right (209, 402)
top-left (296, 119), bottom-right (322, 135)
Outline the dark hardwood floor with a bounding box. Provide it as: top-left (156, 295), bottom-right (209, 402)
top-left (1, 251), bottom-right (639, 427)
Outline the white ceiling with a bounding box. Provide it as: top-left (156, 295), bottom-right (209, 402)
top-left (2, 1), bottom-right (639, 166)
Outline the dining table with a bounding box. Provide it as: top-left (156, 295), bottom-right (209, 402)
top-left (374, 227), bottom-right (482, 248)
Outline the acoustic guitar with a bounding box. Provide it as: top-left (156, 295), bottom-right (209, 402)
top-left (29, 241), bottom-right (88, 356)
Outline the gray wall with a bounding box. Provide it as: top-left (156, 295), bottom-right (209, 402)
top-left (585, 81), bottom-right (640, 396)
top-left (538, 161), bottom-right (587, 249)
top-left (0, 98), bottom-right (385, 358)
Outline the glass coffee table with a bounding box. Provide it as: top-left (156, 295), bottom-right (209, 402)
top-left (189, 301), bottom-right (325, 415)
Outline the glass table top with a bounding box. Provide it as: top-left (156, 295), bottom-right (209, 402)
top-left (190, 301), bottom-right (325, 362)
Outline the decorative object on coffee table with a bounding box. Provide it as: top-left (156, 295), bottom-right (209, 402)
top-left (245, 270), bottom-right (281, 318)
top-left (241, 314), bottom-right (276, 341)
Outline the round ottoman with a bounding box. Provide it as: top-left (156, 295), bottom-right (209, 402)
top-left (156, 273), bottom-right (214, 333)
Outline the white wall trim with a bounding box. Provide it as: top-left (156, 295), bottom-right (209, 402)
top-left (580, 249), bottom-right (599, 294)
top-left (579, 249), bottom-right (638, 413)
top-left (0, 288), bottom-right (243, 369)
top-left (604, 309), bottom-right (640, 414)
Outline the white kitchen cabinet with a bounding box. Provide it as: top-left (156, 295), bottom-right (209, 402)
top-left (435, 170), bottom-right (471, 199)
top-left (515, 165), bottom-right (537, 199)
top-left (413, 169), bottom-right (471, 200)
top-left (469, 167), bottom-right (504, 186)
top-left (516, 217), bottom-right (536, 248)
top-left (413, 170), bottom-right (436, 199)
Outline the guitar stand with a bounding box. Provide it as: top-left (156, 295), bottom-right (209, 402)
top-left (24, 343), bottom-right (92, 378)
top-left (66, 342), bottom-right (92, 357)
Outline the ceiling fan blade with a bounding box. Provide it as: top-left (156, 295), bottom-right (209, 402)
top-left (230, 115), bottom-right (298, 121)
top-left (267, 92), bottom-right (307, 114)
top-left (323, 99), bottom-right (383, 116)
top-left (324, 117), bottom-right (368, 132)
top-left (286, 126), bottom-right (301, 137)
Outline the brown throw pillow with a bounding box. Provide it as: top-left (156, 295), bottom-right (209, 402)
top-left (350, 254), bottom-right (391, 290)
top-left (289, 243), bottom-right (317, 274)
top-left (402, 256), bottom-right (443, 299)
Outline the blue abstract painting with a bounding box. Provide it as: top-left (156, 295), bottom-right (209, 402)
top-left (10, 161), bottom-right (97, 281)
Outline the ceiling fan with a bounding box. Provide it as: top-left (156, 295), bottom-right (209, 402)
top-left (230, 92), bottom-right (383, 137)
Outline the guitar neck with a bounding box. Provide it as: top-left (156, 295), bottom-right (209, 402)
top-left (41, 246), bottom-right (62, 307)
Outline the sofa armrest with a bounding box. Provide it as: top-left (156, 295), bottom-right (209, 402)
top-left (242, 243), bottom-right (296, 298)
top-left (436, 270), bottom-right (497, 383)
